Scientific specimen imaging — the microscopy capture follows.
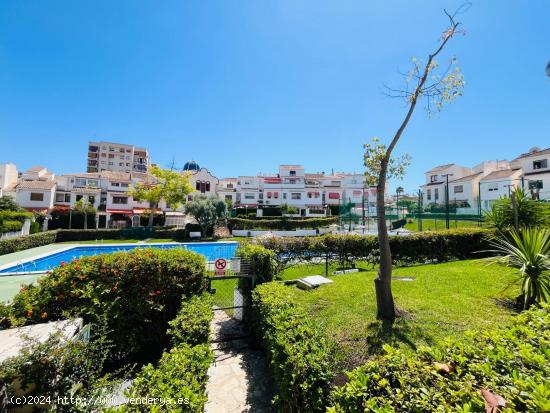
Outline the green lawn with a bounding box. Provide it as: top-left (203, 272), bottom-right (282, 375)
top-left (404, 219), bottom-right (482, 232)
top-left (285, 259), bottom-right (519, 369)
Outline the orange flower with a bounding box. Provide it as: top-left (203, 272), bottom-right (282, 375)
top-left (27, 309), bottom-right (33, 318)
top-left (111, 286), bottom-right (118, 292)
top-left (41, 312), bottom-right (48, 319)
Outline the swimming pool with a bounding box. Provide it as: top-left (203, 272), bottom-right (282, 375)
top-left (0, 242), bottom-right (238, 275)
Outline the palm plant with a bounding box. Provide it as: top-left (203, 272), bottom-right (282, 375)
top-left (488, 227), bottom-right (550, 309)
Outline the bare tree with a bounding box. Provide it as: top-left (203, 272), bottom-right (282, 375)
top-left (365, 6), bottom-right (468, 322)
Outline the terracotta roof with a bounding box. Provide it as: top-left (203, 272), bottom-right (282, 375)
top-left (62, 173), bottom-right (100, 179)
top-left (17, 180), bottom-right (56, 190)
top-left (26, 166), bottom-right (47, 173)
top-left (99, 171), bottom-right (131, 181)
top-left (450, 172), bottom-right (483, 183)
top-left (513, 147), bottom-right (550, 161)
top-left (305, 173), bottom-right (324, 179)
top-left (425, 163), bottom-right (455, 173)
top-left (480, 169), bottom-right (521, 181)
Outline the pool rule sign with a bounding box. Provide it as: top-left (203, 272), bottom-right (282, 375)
top-left (214, 258), bottom-right (227, 276)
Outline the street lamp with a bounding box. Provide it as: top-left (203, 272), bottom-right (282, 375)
top-left (441, 174), bottom-right (454, 230)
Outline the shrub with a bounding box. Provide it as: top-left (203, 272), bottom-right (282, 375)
top-left (328, 304), bottom-right (550, 412)
top-left (1, 220), bottom-right (23, 233)
top-left (252, 283), bottom-right (338, 412)
top-left (54, 228), bottom-right (187, 242)
top-left (0, 231), bottom-right (57, 256)
top-left (168, 294), bottom-right (213, 347)
top-left (119, 343), bottom-right (213, 413)
top-left (228, 216), bottom-right (337, 231)
top-left (118, 292), bottom-right (214, 413)
top-left (10, 248), bottom-right (208, 366)
top-left (237, 243), bottom-right (276, 283)
top-left (0, 330), bottom-right (110, 413)
top-left (256, 229), bottom-right (491, 269)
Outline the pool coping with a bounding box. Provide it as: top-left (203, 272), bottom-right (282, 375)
top-left (0, 241), bottom-right (238, 276)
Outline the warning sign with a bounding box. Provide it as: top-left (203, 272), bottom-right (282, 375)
top-left (214, 258), bottom-right (227, 276)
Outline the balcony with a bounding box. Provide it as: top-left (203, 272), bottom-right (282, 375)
top-left (87, 160), bottom-right (98, 166)
top-left (88, 145), bottom-right (99, 152)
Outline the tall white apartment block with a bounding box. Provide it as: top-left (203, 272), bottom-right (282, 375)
top-left (0, 163), bottom-right (18, 197)
top-left (87, 141), bottom-right (150, 174)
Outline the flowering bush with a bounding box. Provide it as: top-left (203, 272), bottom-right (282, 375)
top-left (11, 248), bottom-right (208, 366)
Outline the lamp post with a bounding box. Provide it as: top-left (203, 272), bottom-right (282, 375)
top-left (441, 174), bottom-right (453, 230)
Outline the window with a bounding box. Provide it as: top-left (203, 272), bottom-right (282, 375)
top-left (244, 193), bottom-right (255, 200)
top-left (108, 154), bottom-right (114, 159)
top-left (88, 196), bottom-right (95, 205)
top-left (291, 193), bottom-right (301, 200)
top-left (119, 163), bottom-right (124, 166)
top-left (533, 159), bottom-right (548, 170)
top-left (430, 175), bottom-right (438, 183)
top-left (289, 170), bottom-right (296, 176)
top-left (119, 148), bottom-right (125, 153)
top-left (227, 183), bottom-right (233, 189)
top-left (119, 155), bottom-right (124, 159)
top-left (427, 189), bottom-right (431, 200)
top-left (434, 188), bottom-right (439, 200)
top-left (109, 147), bottom-right (114, 152)
top-left (55, 193), bottom-right (71, 203)
top-left (76, 195), bottom-right (83, 202)
top-left (487, 184), bottom-right (499, 192)
top-left (101, 153), bottom-right (106, 157)
top-left (288, 179), bottom-right (296, 184)
top-left (121, 183), bottom-right (129, 188)
top-left (529, 180), bottom-right (543, 190)
top-left (113, 196), bottom-right (128, 204)
top-left (111, 182), bottom-right (120, 187)
top-left (30, 192), bottom-right (44, 201)
top-left (225, 195), bottom-right (232, 202)
top-left (453, 185), bottom-right (463, 193)
top-left (283, 193), bottom-right (287, 199)
top-left (274, 192), bottom-right (279, 199)
top-left (88, 180), bottom-right (98, 187)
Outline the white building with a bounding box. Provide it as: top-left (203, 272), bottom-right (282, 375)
top-left (87, 141), bottom-right (150, 174)
top-left (0, 163), bottom-right (18, 197)
top-left (511, 147), bottom-right (550, 201)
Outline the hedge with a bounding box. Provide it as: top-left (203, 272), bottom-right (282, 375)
top-left (168, 293), bottom-right (213, 347)
top-left (119, 293), bottom-right (214, 413)
top-left (236, 243), bottom-right (277, 284)
top-left (10, 248), bottom-right (208, 366)
top-left (228, 216), bottom-right (337, 231)
top-left (256, 229), bottom-right (492, 268)
top-left (0, 231), bottom-right (57, 256)
top-left (252, 283), bottom-right (338, 412)
top-left (54, 228), bottom-right (187, 242)
top-left (328, 304), bottom-right (550, 412)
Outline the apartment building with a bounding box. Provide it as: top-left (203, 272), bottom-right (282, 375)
top-left (420, 147), bottom-right (550, 213)
top-left (0, 163), bottom-right (17, 197)
top-left (87, 141), bottom-right (150, 174)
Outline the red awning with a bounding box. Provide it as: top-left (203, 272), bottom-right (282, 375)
top-left (107, 209), bottom-right (133, 214)
top-left (267, 192), bottom-right (272, 197)
top-left (328, 193), bottom-right (340, 199)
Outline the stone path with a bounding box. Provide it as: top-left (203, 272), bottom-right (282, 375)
top-left (205, 310), bottom-right (275, 413)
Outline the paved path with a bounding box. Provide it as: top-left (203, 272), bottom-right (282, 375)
top-left (205, 311), bottom-right (274, 413)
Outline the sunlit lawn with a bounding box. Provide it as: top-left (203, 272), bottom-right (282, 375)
top-left (404, 219), bottom-right (482, 232)
top-left (284, 259), bottom-right (518, 369)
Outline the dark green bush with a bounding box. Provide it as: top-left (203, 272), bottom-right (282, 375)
top-left (237, 243), bottom-right (276, 283)
top-left (329, 304), bottom-right (550, 412)
top-left (168, 294), bottom-right (213, 347)
top-left (390, 218), bottom-right (407, 230)
top-left (118, 293), bottom-right (214, 413)
top-left (0, 330), bottom-right (110, 413)
top-left (119, 343), bottom-right (213, 412)
top-left (256, 229), bottom-right (492, 268)
top-left (252, 283), bottom-right (338, 412)
top-left (228, 216), bottom-right (337, 230)
top-left (0, 231), bottom-right (57, 256)
top-left (54, 228), bottom-right (187, 242)
top-left (11, 248), bottom-right (208, 366)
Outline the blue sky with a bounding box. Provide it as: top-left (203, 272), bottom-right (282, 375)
top-left (1, 1), bottom-right (549, 194)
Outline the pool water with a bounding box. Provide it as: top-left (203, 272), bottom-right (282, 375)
top-left (0, 242), bottom-right (238, 274)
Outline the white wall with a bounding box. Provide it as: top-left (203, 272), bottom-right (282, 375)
top-left (16, 188), bottom-right (55, 209)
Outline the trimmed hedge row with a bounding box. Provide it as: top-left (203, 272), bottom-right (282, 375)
top-left (119, 293), bottom-right (214, 413)
top-left (0, 231), bottom-right (57, 255)
top-left (10, 248), bottom-right (208, 366)
top-left (256, 229), bottom-right (492, 266)
top-left (228, 216), bottom-right (337, 230)
top-left (329, 304), bottom-right (550, 412)
top-left (252, 283), bottom-right (338, 412)
top-left (236, 243), bottom-right (277, 284)
top-left (54, 228), bottom-right (187, 242)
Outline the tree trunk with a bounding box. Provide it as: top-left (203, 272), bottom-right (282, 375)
top-left (148, 202), bottom-right (156, 228)
top-left (375, 164), bottom-right (396, 321)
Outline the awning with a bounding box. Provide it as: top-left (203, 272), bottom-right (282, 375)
top-left (328, 193), bottom-right (340, 199)
top-left (107, 209), bottom-right (133, 214)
